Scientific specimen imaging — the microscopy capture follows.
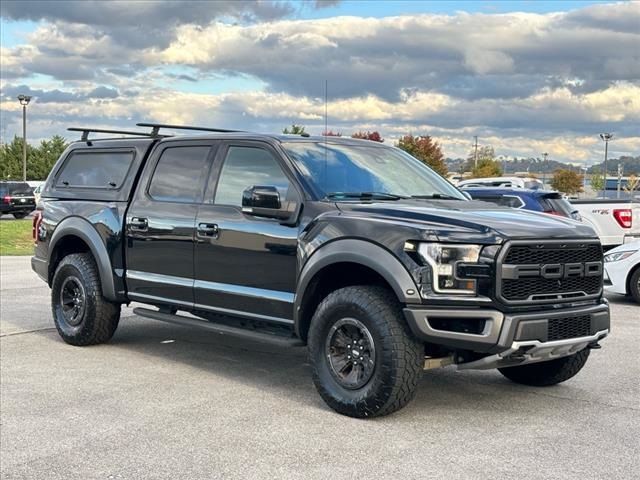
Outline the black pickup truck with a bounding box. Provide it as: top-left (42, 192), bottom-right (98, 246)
top-left (32, 123), bottom-right (610, 417)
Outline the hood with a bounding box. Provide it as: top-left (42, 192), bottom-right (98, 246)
top-left (335, 199), bottom-right (598, 243)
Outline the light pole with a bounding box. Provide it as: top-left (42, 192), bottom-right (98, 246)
top-left (542, 152), bottom-right (548, 188)
top-left (599, 133), bottom-right (613, 198)
top-left (17, 95), bottom-right (32, 181)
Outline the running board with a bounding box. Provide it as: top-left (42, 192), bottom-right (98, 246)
top-left (133, 307), bottom-right (304, 347)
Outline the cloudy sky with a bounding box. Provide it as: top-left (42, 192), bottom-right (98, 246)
top-left (1, 0), bottom-right (638, 164)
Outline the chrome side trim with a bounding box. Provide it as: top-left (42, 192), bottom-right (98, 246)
top-left (126, 270), bottom-right (193, 287)
top-left (126, 271), bottom-right (294, 303)
top-left (128, 292), bottom-right (193, 307)
top-left (193, 303), bottom-right (294, 325)
top-left (457, 329), bottom-right (609, 371)
top-left (194, 280), bottom-right (294, 303)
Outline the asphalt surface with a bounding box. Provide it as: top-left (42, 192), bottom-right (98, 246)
top-left (1, 256), bottom-right (638, 480)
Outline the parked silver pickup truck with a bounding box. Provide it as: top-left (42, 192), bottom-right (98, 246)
top-left (571, 199), bottom-right (640, 250)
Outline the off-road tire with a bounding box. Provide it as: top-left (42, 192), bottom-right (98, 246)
top-left (498, 349), bottom-right (590, 386)
top-left (628, 267), bottom-right (640, 304)
top-left (51, 253), bottom-right (120, 346)
top-left (12, 212), bottom-right (28, 219)
top-left (308, 285), bottom-right (424, 418)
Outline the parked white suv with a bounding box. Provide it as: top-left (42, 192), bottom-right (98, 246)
top-left (604, 240), bottom-right (640, 303)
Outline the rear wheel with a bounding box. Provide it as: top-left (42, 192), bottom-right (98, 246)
top-left (498, 349), bottom-right (590, 386)
top-left (51, 253), bottom-right (121, 346)
top-left (308, 285), bottom-right (424, 418)
top-left (628, 268), bottom-right (640, 304)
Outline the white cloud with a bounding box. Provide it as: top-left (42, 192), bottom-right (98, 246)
top-left (1, 2), bottom-right (639, 165)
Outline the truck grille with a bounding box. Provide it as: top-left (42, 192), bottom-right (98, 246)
top-left (498, 242), bottom-right (603, 304)
top-left (548, 315), bottom-right (591, 341)
top-left (504, 244), bottom-right (602, 264)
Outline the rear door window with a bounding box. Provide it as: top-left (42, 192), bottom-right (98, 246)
top-left (148, 146), bottom-right (212, 203)
top-left (56, 150), bottom-right (134, 189)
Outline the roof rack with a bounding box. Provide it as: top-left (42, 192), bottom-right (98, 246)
top-left (68, 127), bottom-right (162, 142)
top-left (136, 122), bottom-right (243, 135)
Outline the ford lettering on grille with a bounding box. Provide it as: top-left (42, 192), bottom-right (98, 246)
top-left (497, 241), bottom-right (604, 303)
top-left (502, 262), bottom-right (603, 280)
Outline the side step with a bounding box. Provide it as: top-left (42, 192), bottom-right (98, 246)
top-left (133, 307), bottom-right (304, 347)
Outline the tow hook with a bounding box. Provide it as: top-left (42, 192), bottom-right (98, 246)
top-left (587, 342), bottom-right (602, 350)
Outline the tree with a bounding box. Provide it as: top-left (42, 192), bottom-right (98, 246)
top-left (322, 130), bottom-right (342, 137)
top-left (1, 134), bottom-right (69, 180)
top-left (589, 167), bottom-right (605, 193)
top-left (624, 174), bottom-right (639, 198)
top-left (282, 124), bottom-right (306, 135)
top-left (465, 145), bottom-right (502, 178)
top-left (550, 169), bottom-right (583, 195)
top-left (351, 131), bottom-right (384, 142)
top-left (396, 134), bottom-right (448, 176)
top-left (472, 159), bottom-right (503, 178)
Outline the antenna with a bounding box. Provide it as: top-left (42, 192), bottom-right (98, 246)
top-left (324, 79), bottom-right (328, 186)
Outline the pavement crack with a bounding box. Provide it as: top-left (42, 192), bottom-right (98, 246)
top-left (0, 327), bottom-right (56, 338)
top-left (524, 389), bottom-right (640, 412)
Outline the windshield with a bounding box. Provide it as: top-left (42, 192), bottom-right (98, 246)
top-left (283, 142), bottom-right (465, 200)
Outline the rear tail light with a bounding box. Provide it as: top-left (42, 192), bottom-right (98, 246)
top-left (32, 211), bottom-right (43, 242)
top-left (544, 210), bottom-right (565, 217)
top-left (2, 195), bottom-right (11, 204)
top-left (613, 209), bottom-right (632, 228)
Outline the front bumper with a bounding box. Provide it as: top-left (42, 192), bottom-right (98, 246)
top-left (403, 302), bottom-right (610, 362)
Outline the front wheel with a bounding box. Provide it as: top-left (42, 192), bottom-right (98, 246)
top-left (498, 349), bottom-right (590, 386)
top-left (51, 253), bottom-right (121, 346)
top-left (308, 285), bottom-right (424, 418)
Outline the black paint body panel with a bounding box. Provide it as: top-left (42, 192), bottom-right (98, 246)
top-left (33, 133), bottom-right (604, 350)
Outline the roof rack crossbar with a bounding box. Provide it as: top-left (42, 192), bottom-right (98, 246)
top-left (68, 127), bottom-right (162, 141)
top-left (136, 122), bottom-right (244, 134)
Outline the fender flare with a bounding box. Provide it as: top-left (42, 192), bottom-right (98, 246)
top-left (294, 239), bottom-right (421, 336)
top-left (48, 216), bottom-right (117, 301)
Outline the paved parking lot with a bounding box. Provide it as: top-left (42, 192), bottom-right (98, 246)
top-left (1, 255), bottom-right (638, 480)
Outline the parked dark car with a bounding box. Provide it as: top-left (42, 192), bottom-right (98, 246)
top-left (461, 187), bottom-right (581, 221)
top-left (31, 124), bottom-right (609, 418)
top-left (0, 181), bottom-right (36, 218)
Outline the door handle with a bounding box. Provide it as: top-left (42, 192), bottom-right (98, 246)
top-left (197, 223), bottom-right (219, 238)
top-left (129, 217), bottom-right (148, 231)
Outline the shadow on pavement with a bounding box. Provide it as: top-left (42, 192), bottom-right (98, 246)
top-left (28, 314), bottom-right (575, 419)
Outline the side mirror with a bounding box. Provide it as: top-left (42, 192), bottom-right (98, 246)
top-left (242, 185), bottom-right (296, 220)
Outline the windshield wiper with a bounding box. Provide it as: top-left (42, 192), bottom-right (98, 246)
top-left (411, 193), bottom-right (464, 200)
top-left (325, 191), bottom-right (407, 200)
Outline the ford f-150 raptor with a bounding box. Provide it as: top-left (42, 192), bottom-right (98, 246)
top-left (31, 123), bottom-right (610, 417)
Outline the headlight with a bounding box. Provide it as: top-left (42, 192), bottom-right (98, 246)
top-left (604, 250), bottom-right (637, 263)
top-left (417, 243), bottom-right (481, 294)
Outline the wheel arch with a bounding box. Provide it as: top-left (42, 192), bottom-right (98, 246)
top-left (294, 239), bottom-right (421, 341)
top-left (625, 261), bottom-right (640, 296)
top-left (48, 217), bottom-right (118, 301)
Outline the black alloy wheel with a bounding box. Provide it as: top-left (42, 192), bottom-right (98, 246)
top-left (325, 318), bottom-right (376, 390)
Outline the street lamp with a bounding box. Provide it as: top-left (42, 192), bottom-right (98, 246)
top-left (542, 152), bottom-right (548, 188)
top-left (17, 95), bottom-right (32, 182)
top-left (599, 133), bottom-right (613, 198)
